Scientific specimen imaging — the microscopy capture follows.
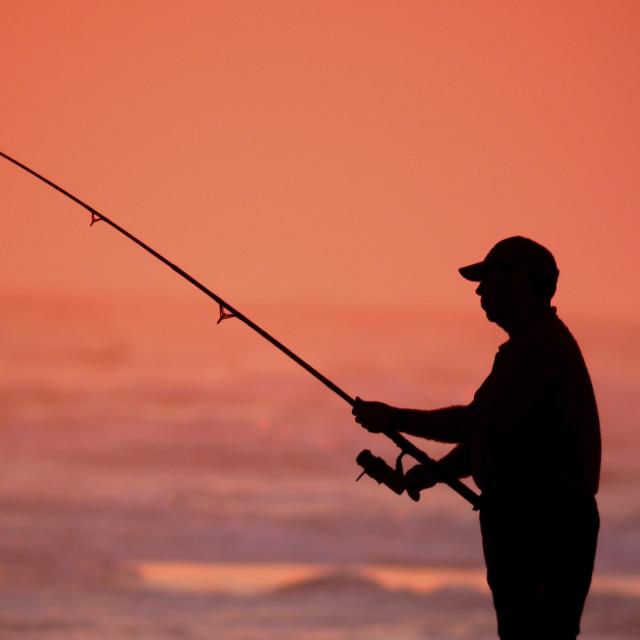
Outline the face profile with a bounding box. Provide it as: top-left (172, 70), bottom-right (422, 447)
top-left (475, 266), bottom-right (522, 326)
top-left (460, 236), bottom-right (559, 335)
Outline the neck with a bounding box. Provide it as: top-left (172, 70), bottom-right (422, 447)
top-left (502, 303), bottom-right (554, 338)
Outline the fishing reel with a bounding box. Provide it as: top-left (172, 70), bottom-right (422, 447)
top-left (355, 449), bottom-right (423, 502)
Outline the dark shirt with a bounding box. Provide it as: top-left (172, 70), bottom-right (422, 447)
top-left (401, 307), bottom-right (601, 497)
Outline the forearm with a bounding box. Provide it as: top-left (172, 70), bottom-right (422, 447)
top-left (396, 405), bottom-right (485, 443)
top-left (438, 443), bottom-right (473, 479)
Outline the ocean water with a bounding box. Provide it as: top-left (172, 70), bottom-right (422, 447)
top-left (0, 293), bottom-right (638, 639)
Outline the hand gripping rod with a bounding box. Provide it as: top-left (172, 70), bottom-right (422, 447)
top-left (1, 149), bottom-right (481, 509)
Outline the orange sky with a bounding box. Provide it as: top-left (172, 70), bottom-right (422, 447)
top-left (1, 1), bottom-right (639, 321)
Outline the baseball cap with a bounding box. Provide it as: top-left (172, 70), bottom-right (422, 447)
top-left (459, 236), bottom-right (559, 283)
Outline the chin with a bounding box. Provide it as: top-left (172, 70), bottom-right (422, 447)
top-left (484, 308), bottom-right (503, 326)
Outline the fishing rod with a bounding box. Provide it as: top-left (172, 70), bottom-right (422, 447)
top-left (0, 149), bottom-right (481, 509)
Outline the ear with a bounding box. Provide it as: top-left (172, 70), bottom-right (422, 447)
top-left (516, 270), bottom-right (540, 302)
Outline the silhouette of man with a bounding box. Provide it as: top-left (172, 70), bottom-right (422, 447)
top-left (353, 236), bottom-right (600, 640)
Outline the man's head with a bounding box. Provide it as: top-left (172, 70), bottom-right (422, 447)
top-left (459, 236), bottom-right (559, 330)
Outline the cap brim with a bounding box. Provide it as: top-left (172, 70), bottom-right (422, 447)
top-left (458, 262), bottom-right (486, 281)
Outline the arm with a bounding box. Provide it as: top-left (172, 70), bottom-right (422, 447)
top-left (353, 341), bottom-right (550, 443)
top-left (438, 443), bottom-right (473, 479)
top-left (352, 400), bottom-right (481, 443)
top-left (403, 443), bottom-right (473, 498)
top-left (396, 405), bottom-right (476, 443)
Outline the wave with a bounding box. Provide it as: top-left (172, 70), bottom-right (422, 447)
top-left (273, 568), bottom-right (388, 596)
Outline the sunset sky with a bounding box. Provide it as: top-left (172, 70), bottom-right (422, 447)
top-left (1, 6), bottom-right (639, 637)
top-left (1, 1), bottom-right (639, 322)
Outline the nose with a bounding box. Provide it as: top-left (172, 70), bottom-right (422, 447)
top-left (475, 281), bottom-right (483, 296)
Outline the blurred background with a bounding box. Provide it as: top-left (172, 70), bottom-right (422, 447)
top-left (1, 2), bottom-right (639, 638)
